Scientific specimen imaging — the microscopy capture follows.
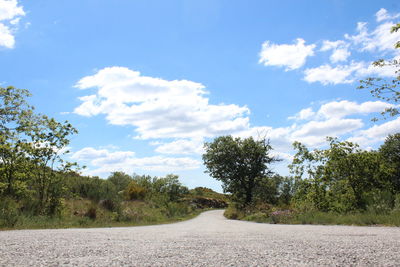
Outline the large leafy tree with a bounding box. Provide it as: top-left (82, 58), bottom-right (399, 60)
top-left (0, 86), bottom-right (77, 215)
top-left (358, 23), bottom-right (400, 119)
top-left (203, 136), bottom-right (278, 206)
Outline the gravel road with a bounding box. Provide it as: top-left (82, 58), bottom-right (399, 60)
top-left (1, 210), bottom-right (400, 266)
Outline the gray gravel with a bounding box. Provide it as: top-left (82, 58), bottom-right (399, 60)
top-left (1, 210), bottom-right (400, 266)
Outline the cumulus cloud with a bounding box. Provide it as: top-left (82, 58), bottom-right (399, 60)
top-left (320, 40), bottom-right (351, 63)
top-left (304, 61), bottom-right (396, 85)
top-left (345, 20), bottom-right (400, 53)
top-left (375, 8), bottom-right (400, 23)
top-left (74, 67), bottom-right (250, 139)
top-left (304, 62), bottom-right (362, 85)
top-left (348, 117), bottom-right (400, 147)
top-left (288, 107), bottom-right (315, 121)
top-left (259, 38), bottom-right (316, 70)
top-left (71, 147), bottom-right (201, 177)
top-left (0, 0), bottom-right (25, 49)
top-left (292, 118), bottom-right (363, 144)
top-left (154, 138), bottom-right (204, 155)
top-left (317, 100), bottom-right (395, 119)
top-left (259, 8), bottom-right (400, 85)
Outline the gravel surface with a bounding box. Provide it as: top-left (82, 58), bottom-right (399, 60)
top-left (1, 210), bottom-right (400, 266)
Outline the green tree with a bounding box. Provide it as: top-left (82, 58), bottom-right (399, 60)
top-left (358, 23), bottom-right (400, 119)
top-left (203, 136), bottom-right (278, 206)
top-left (290, 138), bottom-right (390, 212)
top-left (380, 133), bottom-right (400, 193)
top-left (0, 86), bottom-right (78, 215)
top-left (0, 86), bottom-right (34, 198)
top-left (108, 171), bottom-right (132, 192)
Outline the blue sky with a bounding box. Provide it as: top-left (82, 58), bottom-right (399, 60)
top-left (1, 0), bottom-right (399, 191)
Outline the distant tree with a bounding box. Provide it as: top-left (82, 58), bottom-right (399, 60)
top-left (380, 133), bottom-right (400, 193)
top-left (108, 171), bottom-right (132, 192)
top-left (203, 136), bottom-right (278, 206)
top-left (358, 23), bottom-right (400, 120)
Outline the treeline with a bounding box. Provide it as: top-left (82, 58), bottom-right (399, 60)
top-left (0, 86), bottom-right (226, 228)
top-left (203, 135), bottom-right (400, 225)
top-left (289, 136), bottom-right (400, 214)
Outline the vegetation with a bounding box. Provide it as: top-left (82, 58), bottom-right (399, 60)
top-left (208, 23), bottom-right (400, 227)
top-left (0, 86), bottom-right (226, 229)
top-left (203, 136), bottom-right (278, 206)
top-left (217, 135), bottom-right (400, 226)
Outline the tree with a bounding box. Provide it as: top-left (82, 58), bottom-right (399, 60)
top-left (290, 137), bottom-right (390, 212)
top-left (0, 86), bottom-right (35, 198)
top-left (358, 23), bottom-right (400, 119)
top-left (108, 171), bottom-right (132, 192)
top-left (0, 86), bottom-right (78, 215)
top-left (379, 133), bottom-right (400, 193)
top-left (203, 136), bottom-right (278, 206)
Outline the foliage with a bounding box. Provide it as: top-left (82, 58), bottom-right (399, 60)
top-left (203, 136), bottom-right (278, 206)
top-left (0, 86), bottom-right (77, 216)
top-left (108, 172), bottom-right (132, 192)
top-left (124, 180), bottom-right (147, 200)
top-left (379, 133), bottom-right (400, 193)
top-left (0, 197), bottom-right (20, 227)
top-left (289, 137), bottom-right (394, 213)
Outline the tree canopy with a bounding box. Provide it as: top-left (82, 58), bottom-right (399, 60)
top-left (203, 136), bottom-right (278, 205)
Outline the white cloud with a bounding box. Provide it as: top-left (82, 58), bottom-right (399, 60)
top-left (259, 38), bottom-right (316, 70)
top-left (71, 147), bottom-right (201, 177)
top-left (375, 8), bottom-right (400, 23)
top-left (154, 138), bottom-right (204, 155)
top-left (292, 118), bottom-right (363, 138)
top-left (320, 40), bottom-right (351, 63)
top-left (345, 19), bottom-right (400, 53)
top-left (304, 60), bottom-right (397, 85)
top-left (288, 107), bottom-right (315, 120)
top-left (0, 0), bottom-right (25, 49)
top-left (317, 100), bottom-right (395, 119)
top-left (303, 62), bottom-right (362, 85)
top-left (259, 9), bottom-right (400, 85)
top-left (348, 117), bottom-right (400, 147)
top-left (74, 67), bottom-right (250, 140)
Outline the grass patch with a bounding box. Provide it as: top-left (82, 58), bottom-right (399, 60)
top-left (0, 198), bottom-right (206, 230)
top-left (234, 209), bottom-right (400, 226)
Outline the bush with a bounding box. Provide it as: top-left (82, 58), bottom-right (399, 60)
top-left (164, 202), bottom-right (189, 218)
top-left (269, 210), bottom-right (294, 224)
top-left (0, 197), bottom-right (20, 227)
top-left (124, 181), bottom-right (147, 200)
top-left (85, 207), bottom-right (97, 220)
top-left (99, 199), bottom-right (119, 212)
top-left (224, 206), bottom-right (245, 220)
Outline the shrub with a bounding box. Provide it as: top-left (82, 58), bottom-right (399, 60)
top-left (224, 206), bottom-right (245, 220)
top-left (99, 199), bottom-right (118, 212)
top-left (85, 207), bottom-right (97, 220)
top-left (0, 197), bottom-right (20, 227)
top-left (269, 210), bottom-right (294, 224)
top-left (124, 181), bottom-right (147, 200)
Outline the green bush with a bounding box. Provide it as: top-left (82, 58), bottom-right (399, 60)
top-left (99, 199), bottom-right (119, 212)
top-left (0, 197), bottom-right (20, 227)
top-left (124, 181), bottom-right (147, 200)
top-left (224, 206), bottom-right (245, 220)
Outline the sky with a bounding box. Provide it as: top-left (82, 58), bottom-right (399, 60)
top-left (1, 0), bottom-right (400, 192)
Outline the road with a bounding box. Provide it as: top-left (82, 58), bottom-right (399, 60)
top-left (1, 210), bottom-right (399, 266)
